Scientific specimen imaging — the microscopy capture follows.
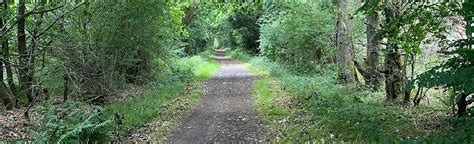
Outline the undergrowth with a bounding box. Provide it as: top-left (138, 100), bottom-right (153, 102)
top-left (229, 50), bottom-right (473, 143)
top-left (27, 54), bottom-right (221, 143)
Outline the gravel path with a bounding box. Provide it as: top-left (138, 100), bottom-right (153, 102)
top-left (167, 50), bottom-right (263, 143)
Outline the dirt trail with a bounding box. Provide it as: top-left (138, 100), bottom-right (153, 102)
top-left (168, 50), bottom-right (263, 143)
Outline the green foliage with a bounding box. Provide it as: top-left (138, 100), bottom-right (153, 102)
top-left (416, 1), bottom-right (473, 115)
top-left (30, 102), bottom-right (111, 143)
top-left (48, 1), bottom-right (183, 98)
top-left (185, 3), bottom-right (234, 54)
top-left (258, 2), bottom-right (335, 73)
top-left (228, 49), bottom-right (253, 62)
top-left (228, 3), bottom-right (262, 54)
top-left (389, 3), bottom-right (458, 54)
top-left (417, 48), bottom-right (474, 98)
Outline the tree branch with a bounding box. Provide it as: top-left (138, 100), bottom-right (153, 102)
top-left (1, 5), bottom-right (64, 35)
top-left (29, 5), bottom-right (64, 15)
top-left (36, 2), bottom-right (85, 39)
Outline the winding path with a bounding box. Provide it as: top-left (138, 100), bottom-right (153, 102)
top-left (168, 50), bottom-right (263, 143)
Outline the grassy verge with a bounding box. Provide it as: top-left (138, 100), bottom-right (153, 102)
top-left (187, 56), bottom-right (220, 80)
top-left (230, 50), bottom-right (472, 143)
top-left (102, 55), bottom-right (220, 141)
top-left (103, 82), bottom-right (186, 131)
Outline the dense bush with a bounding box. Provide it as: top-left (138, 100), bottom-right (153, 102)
top-left (50, 1), bottom-right (181, 98)
top-left (258, 3), bottom-right (335, 73)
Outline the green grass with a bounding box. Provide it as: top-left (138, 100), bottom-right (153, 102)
top-left (254, 78), bottom-right (289, 120)
top-left (103, 82), bottom-right (186, 130)
top-left (187, 56), bottom-right (220, 79)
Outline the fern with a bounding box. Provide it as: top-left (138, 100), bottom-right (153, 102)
top-left (30, 102), bottom-right (112, 143)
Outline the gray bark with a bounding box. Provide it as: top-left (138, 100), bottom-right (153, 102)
top-left (335, 0), bottom-right (355, 82)
top-left (366, 0), bottom-right (380, 70)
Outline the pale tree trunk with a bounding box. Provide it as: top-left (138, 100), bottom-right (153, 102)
top-left (384, 1), bottom-right (404, 102)
top-left (365, 0), bottom-right (384, 89)
top-left (366, 0), bottom-right (380, 69)
top-left (335, 0), bottom-right (355, 83)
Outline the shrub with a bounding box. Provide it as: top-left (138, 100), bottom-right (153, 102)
top-left (50, 1), bottom-right (181, 99)
top-left (258, 2), bottom-right (335, 73)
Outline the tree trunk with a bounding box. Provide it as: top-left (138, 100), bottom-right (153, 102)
top-left (456, 93), bottom-right (468, 117)
top-left (384, 1), bottom-right (404, 102)
top-left (335, 0), bottom-right (355, 83)
top-left (366, 0), bottom-right (380, 70)
top-left (0, 83), bottom-right (13, 109)
top-left (0, 2), bottom-right (12, 106)
top-left (0, 14), bottom-right (4, 83)
top-left (2, 1), bottom-right (17, 106)
top-left (63, 76), bottom-right (68, 103)
top-left (364, 0), bottom-right (383, 89)
top-left (17, 0), bottom-right (33, 103)
top-left (182, 5), bottom-right (198, 26)
top-left (26, 4), bottom-right (45, 104)
top-left (0, 12), bottom-right (12, 109)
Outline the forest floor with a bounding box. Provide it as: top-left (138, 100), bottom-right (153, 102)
top-left (167, 50), bottom-right (264, 143)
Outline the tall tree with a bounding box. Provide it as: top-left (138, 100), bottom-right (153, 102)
top-left (2, 0), bottom-right (16, 101)
top-left (335, 0), bottom-right (355, 82)
top-left (365, 0), bottom-right (383, 88)
top-left (383, 0), bottom-right (403, 101)
top-left (366, 0), bottom-right (380, 69)
top-left (354, 0), bottom-right (385, 89)
top-left (0, 1), bottom-right (6, 108)
top-left (0, 3), bottom-right (4, 83)
top-left (1, 0), bottom-right (13, 108)
top-left (17, 0), bottom-right (33, 103)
